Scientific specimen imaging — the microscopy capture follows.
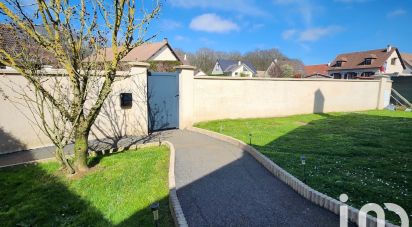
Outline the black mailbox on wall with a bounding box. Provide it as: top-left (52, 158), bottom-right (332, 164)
top-left (120, 93), bottom-right (133, 108)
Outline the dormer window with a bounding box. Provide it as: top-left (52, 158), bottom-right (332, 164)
top-left (335, 61), bottom-right (344, 67)
top-left (363, 58), bottom-right (372, 65)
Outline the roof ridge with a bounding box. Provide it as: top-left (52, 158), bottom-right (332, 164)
top-left (336, 47), bottom-right (395, 56)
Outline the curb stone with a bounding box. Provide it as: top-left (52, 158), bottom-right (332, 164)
top-left (188, 127), bottom-right (398, 227)
top-left (163, 141), bottom-right (189, 227)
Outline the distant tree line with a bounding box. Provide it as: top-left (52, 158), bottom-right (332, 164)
top-left (175, 48), bottom-right (304, 77)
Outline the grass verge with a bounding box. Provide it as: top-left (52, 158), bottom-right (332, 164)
top-left (196, 110), bottom-right (411, 224)
top-left (0, 146), bottom-right (173, 226)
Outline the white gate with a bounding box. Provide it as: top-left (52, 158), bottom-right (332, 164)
top-left (148, 72), bottom-right (179, 131)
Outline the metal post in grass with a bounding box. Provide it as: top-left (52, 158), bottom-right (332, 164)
top-left (249, 133), bottom-right (252, 145)
top-left (301, 155), bottom-right (306, 184)
top-left (150, 202), bottom-right (160, 227)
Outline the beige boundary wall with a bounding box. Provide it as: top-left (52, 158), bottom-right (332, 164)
top-left (187, 75), bottom-right (392, 125)
top-left (0, 64), bottom-right (392, 154)
top-left (0, 63), bottom-right (149, 154)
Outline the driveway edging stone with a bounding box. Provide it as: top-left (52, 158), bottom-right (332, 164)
top-left (163, 141), bottom-right (189, 227)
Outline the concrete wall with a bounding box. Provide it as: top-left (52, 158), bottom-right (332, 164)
top-left (0, 65), bottom-right (149, 154)
top-left (176, 65), bottom-right (196, 129)
top-left (192, 76), bottom-right (392, 123)
top-left (0, 64), bottom-right (393, 153)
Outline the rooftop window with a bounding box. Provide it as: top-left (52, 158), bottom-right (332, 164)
top-left (363, 58), bottom-right (373, 65)
top-left (335, 61), bottom-right (344, 67)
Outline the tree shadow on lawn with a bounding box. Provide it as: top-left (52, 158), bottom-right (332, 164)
top-left (0, 154), bottom-right (173, 226)
top-left (250, 113), bottom-right (411, 224)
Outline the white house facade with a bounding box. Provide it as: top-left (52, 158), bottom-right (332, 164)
top-left (211, 59), bottom-right (257, 77)
top-left (328, 45), bottom-right (406, 79)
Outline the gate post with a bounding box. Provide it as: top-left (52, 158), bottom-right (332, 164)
top-left (175, 65), bottom-right (196, 129)
top-left (128, 61), bottom-right (150, 135)
top-left (375, 75), bottom-right (392, 109)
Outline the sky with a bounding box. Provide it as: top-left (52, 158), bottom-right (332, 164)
top-left (149, 0), bottom-right (412, 65)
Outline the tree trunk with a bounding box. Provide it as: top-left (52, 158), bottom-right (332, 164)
top-left (73, 127), bottom-right (89, 172)
top-left (55, 147), bottom-right (75, 174)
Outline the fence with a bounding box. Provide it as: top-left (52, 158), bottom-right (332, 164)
top-left (391, 76), bottom-right (412, 103)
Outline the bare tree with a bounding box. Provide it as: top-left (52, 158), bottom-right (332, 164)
top-left (0, 0), bottom-right (161, 173)
top-left (179, 47), bottom-right (304, 74)
top-left (266, 61), bottom-right (282, 78)
top-left (281, 64), bottom-right (294, 78)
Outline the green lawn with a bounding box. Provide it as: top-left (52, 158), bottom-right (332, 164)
top-left (0, 146), bottom-right (174, 226)
top-left (196, 110), bottom-right (411, 224)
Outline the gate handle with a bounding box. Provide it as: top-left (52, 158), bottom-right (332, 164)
top-left (175, 94), bottom-right (179, 97)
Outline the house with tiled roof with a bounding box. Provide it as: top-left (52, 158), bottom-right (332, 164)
top-left (85, 39), bottom-right (181, 63)
top-left (304, 64), bottom-right (331, 78)
top-left (0, 24), bottom-right (59, 68)
top-left (328, 45), bottom-right (406, 79)
top-left (401, 53), bottom-right (412, 74)
top-left (211, 59), bottom-right (257, 77)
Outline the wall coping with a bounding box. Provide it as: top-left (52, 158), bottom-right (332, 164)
top-left (187, 127), bottom-right (398, 227)
top-left (0, 68), bottom-right (136, 77)
top-left (194, 76), bottom-right (384, 82)
top-left (174, 65), bottom-right (196, 70)
top-left (128, 61), bottom-right (151, 68)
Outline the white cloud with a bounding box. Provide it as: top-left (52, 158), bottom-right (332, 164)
top-left (282, 29), bottom-right (297, 40)
top-left (169, 0), bottom-right (268, 17)
top-left (273, 0), bottom-right (315, 25)
top-left (190, 14), bottom-right (240, 33)
top-left (160, 19), bottom-right (182, 30)
top-left (298, 26), bottom-right (344, 42)
top-left (387, 9), bottom-right (407, 18)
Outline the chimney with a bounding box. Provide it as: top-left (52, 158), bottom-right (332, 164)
top-left (274, 58), bottom-right (278, 63)
top-left (163, 38), bottom-right (168, 43)
top-left (238, 61), bottom-right (241, 66)
top-left (386, 45), bottom-right (392, 52)
top-left (327, 62), bottom-right (331, 66)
